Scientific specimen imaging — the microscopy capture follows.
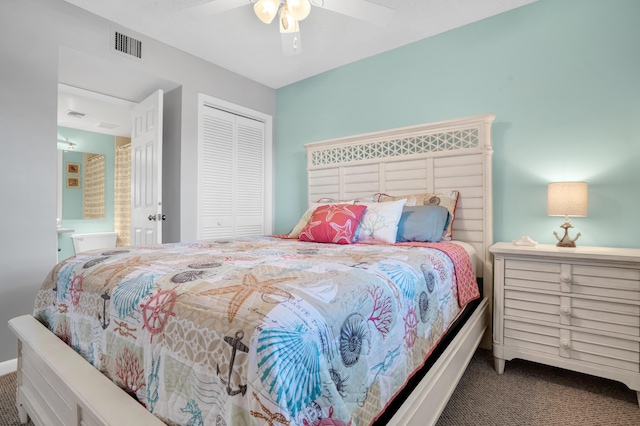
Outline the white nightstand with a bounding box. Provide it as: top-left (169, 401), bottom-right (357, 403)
top-left (490, 242), bottom-right (640, 406)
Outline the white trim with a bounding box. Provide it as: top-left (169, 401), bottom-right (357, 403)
top-left (0, 358), bottom-right (17, 376)
top-left (58, 83), bottom-right (137, 108)
top-left (196, 94), bottom-right (274, 236)
top-left (305, 113), bottom-right (495, 169)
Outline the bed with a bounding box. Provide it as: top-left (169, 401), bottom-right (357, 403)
top-left (9, 113), bottom-right (495, 426)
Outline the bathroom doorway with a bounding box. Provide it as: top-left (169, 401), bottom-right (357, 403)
top-left (56, 84), bottom-right (136, 260)
top-left (58, 46), bottom-right (182, 260)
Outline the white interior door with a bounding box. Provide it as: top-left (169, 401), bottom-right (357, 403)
top-left (131, 89), bottom-right (163, 245)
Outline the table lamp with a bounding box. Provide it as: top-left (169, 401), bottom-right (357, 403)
top-left (547, 182), bottom-right (588, 247)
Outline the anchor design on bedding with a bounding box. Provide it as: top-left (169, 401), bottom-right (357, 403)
top-left (217, 330), bottom-right (249, 396)
top-left (99, 292), bottom-right (110, 329)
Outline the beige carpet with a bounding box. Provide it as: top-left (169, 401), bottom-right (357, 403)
top-left (437, 349), bottom-right (640, 426)
top-left (1, 349), bottom-right (639, 425)
top-left (0, 371), bottom-right (33, 426)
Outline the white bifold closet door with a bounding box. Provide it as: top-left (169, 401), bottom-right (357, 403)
top-left (199, 106), bottom-right (265, 240)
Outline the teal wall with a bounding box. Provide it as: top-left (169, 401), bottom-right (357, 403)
top-left (57, 126), bottom-right (115, 260)
top-left (61, 150), bottom-right (84, 219)
top-left (274, 0), bottom-right (640, 248)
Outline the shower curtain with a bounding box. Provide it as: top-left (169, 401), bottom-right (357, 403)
top-left (83, 154), bottom-right (105, 220)
top-left (114, 143), bottom-right (131, 246)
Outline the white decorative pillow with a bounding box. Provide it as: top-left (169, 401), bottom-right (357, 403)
top-left (288, 201), bottom-right (354, 239)
top-left (354, 199), bottom-right (407, 244)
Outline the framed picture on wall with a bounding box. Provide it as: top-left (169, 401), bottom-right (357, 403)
top-left (67, 177), bottom-right (80, 188)
top-left (67, 163), bottom-right (80, 174)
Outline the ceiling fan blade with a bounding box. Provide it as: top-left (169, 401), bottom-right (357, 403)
top-left (314, 0), bottom-right (394, 26)
top-left (281, 31), bottom-right (302, 55)
top-left (190, 0), bottom-right (250, 15)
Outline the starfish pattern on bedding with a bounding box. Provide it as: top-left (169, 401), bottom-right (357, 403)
top-left (198, 273), bottom-right (294, 323)
top-left (93, 256), bottom-right (153, 290)
top-left (313, 204), bottom-right (358, 221)
top-left (347, 252), bottom-right (387, 264)
top-left (330, 219), bottom-right (355, 243)
top-left (298, 220), bottom-right (322, 241)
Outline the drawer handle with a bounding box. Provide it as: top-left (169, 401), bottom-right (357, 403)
top-left (560, 273), bottom-right (571, 283)
top-left (560, 306), bottom-right (572, 316)
top-left (560, 339), bottom-right (571, 349)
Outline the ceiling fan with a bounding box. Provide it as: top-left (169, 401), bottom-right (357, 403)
top-left (193, 0), bottom-right (395, 55)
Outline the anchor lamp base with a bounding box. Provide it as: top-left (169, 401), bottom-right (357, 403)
top-left (553, 219), bottom-right (581, 248)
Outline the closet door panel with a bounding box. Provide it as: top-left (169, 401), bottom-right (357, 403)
top-left (200, 108), bottom-right (235, 240)
top-left (198, 105), bottom-right (267, 240)
top-left (235, 116), bottom-right (265, 237)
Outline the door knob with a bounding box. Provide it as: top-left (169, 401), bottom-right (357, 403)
top-left (148, 215), bottom-right (156, 221)
top-left (161, 214), bottom-right (166, 221)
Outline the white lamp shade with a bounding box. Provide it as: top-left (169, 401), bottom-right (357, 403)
top-left (254, 0), bottom-right (279, 24)
top-left (279, 5), bottom-right (299, 33)
top-left (286, 0), bottom-right (311, 21)
top-left (547, 182), bottom-right (588, 217)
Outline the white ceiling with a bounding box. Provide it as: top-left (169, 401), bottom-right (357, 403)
top-left (57, 84), bottom-right (135, 138)
top-left (57, 0), bottom-right (537, 139)
top-left (63, 0), bottom-right (538, 89)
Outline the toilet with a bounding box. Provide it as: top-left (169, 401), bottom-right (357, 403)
top-left (71, 232), bottom-right (118, 254)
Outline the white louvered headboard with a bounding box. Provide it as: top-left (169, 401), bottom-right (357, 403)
top-left (305, 114), bottom-right (495, 300)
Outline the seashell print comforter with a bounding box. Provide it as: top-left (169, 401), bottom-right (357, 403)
top-left (33, 236), bottom-right (479, 426)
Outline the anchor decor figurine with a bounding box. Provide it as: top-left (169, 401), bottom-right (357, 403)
top-left (547, 181), bottom-right (588, 248)
top-left (554, 216), bottom-right (581, 248)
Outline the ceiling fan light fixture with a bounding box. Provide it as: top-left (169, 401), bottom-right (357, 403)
top-left (254, 0), bottom-right (279, 24)
top-left (279, 4), bottom-right (299, 33)
top-left (286, 0), bottom-right (311, 21)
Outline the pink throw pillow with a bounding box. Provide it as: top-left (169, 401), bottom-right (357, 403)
top-left (299, 204), bottom-right (367, 244)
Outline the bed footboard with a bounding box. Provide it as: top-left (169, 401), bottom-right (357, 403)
top-left (9, 297), bottom-right (487, 426)
top-left (8, 315), bottom-right (163, 426)
top-left (389, 297), bottom-right (489, 426)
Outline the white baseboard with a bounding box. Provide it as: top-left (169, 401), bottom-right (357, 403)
top-left (0, 358), bottom-right (18, 376)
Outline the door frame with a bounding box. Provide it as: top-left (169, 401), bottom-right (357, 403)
top-left (197, 94), bottom-right (274, 236)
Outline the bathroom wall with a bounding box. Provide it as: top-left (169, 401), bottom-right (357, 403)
top-left (57, 126), bottom-right (115, 261)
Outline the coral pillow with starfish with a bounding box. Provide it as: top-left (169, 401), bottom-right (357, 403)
top-left (299, 204), bottom-right (367, 244)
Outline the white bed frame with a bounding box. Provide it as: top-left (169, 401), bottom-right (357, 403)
top-left (9, 113), bottom-right (495, 426)
top-left (306, 113), bottom-right (495, 424)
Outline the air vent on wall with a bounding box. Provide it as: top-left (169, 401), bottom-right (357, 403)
top-left (113, 30), bottom-right (142, 59)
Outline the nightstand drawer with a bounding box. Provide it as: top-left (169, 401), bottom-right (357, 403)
top-left (504, 289), bottom-right (559, 323)
top-left (505, 260), bottom-right (640, 301)
top-left (571, 330), bottom-right (640, 372)
top-left (504, 319), bottom-right (640, 372)
top-left (504, 319), bottom-right (559, 356)
top-left (571, 264), bottom-right (640, 301)
top-left (570, 297), bottom-right (640, 336)
top-left (505, 288), bottom-right (640, 336)
top-left (505, 259), bottom-right (561, 292)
